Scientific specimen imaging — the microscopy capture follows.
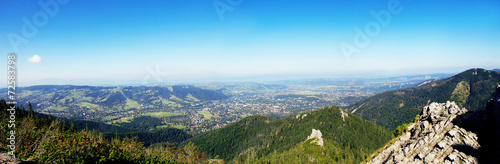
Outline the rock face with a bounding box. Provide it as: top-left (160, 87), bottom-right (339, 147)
top-left (368, 85), bottom-right (500, 164)
top-left (0, 153), bottom-right (20, 164)
top-left (340, 109), bottom-right (348, 122)
top-left (307, 129), bottom-right (324, 147)
top-left (368, 101), bottom-right (479, 164)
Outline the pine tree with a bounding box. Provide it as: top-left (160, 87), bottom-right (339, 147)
top-left (69, 120), bottom-right (76, 132)
top-left (28, 101), bottom-right (35, 118)
top-left (48, 111), bottom-right (52, 120)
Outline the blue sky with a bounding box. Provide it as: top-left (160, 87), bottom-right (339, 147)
top-left (1, 0), bottom-right (499, 85)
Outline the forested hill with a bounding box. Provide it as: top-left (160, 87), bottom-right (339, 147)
top-left (345, 68), bottom-right (500, 130)
top-left (0, 85), bottom-right (227, 116)
top-left (184, 106), bottom-right (392, 163)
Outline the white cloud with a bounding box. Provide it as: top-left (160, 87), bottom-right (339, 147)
top-left (28, 55), bottom-right (42, 63)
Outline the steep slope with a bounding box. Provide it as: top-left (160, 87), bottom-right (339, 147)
top-left (368, 101), bottom-right (479, 163)
top-left (184, 106), bottom-right (392, 162)
top-left (367, 85), bottom-right (500, 163)
top-left (346, 68), bottom-right (500, 130)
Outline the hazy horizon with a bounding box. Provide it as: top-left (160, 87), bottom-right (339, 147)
top-left (1, 0), bottom-right (499, 85)
top-left (13, 68), bottom-right (473, 87)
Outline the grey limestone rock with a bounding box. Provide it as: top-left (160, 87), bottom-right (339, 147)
top-left (367, 101), bottom-right (479, 164)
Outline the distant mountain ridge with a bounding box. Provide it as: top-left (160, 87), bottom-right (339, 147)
top-left (0, 85), bottom-right (227, 118)
top-left (345, 68), bottom-right (500, 130)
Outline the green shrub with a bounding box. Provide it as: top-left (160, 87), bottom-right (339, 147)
top-left (393, 123), bottom-right (408, 137)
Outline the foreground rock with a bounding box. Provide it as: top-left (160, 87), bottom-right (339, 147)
top-left (368, 85), bottom-right (500, 164)
top-left (0, 153), bottom-right (20, 164)
top-left (368, 101), bottom-right (478, 163)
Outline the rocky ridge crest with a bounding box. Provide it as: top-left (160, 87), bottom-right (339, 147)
top-left (368, 85), bottom-right (500, 164)
top-left (368, 101), bottom-right (479, 164)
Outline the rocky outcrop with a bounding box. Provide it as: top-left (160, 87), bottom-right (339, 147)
top-left (368, 85), bottom-right (500, 164)
top-left (368, 101), bottom-right (479, 164)
top-left (295, 114), bottom-right (308, 119)
top-left (340, 110), bottom-right (348, 122)
top-left (307, 129), bottom-right (324, 147)
top-left (0, 153), bottom-right (20, 164)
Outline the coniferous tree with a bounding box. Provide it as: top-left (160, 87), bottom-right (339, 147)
top-left (28, 101), bottom-right (35, 118)
top-left (69, 120), bottom-right (76, 133)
